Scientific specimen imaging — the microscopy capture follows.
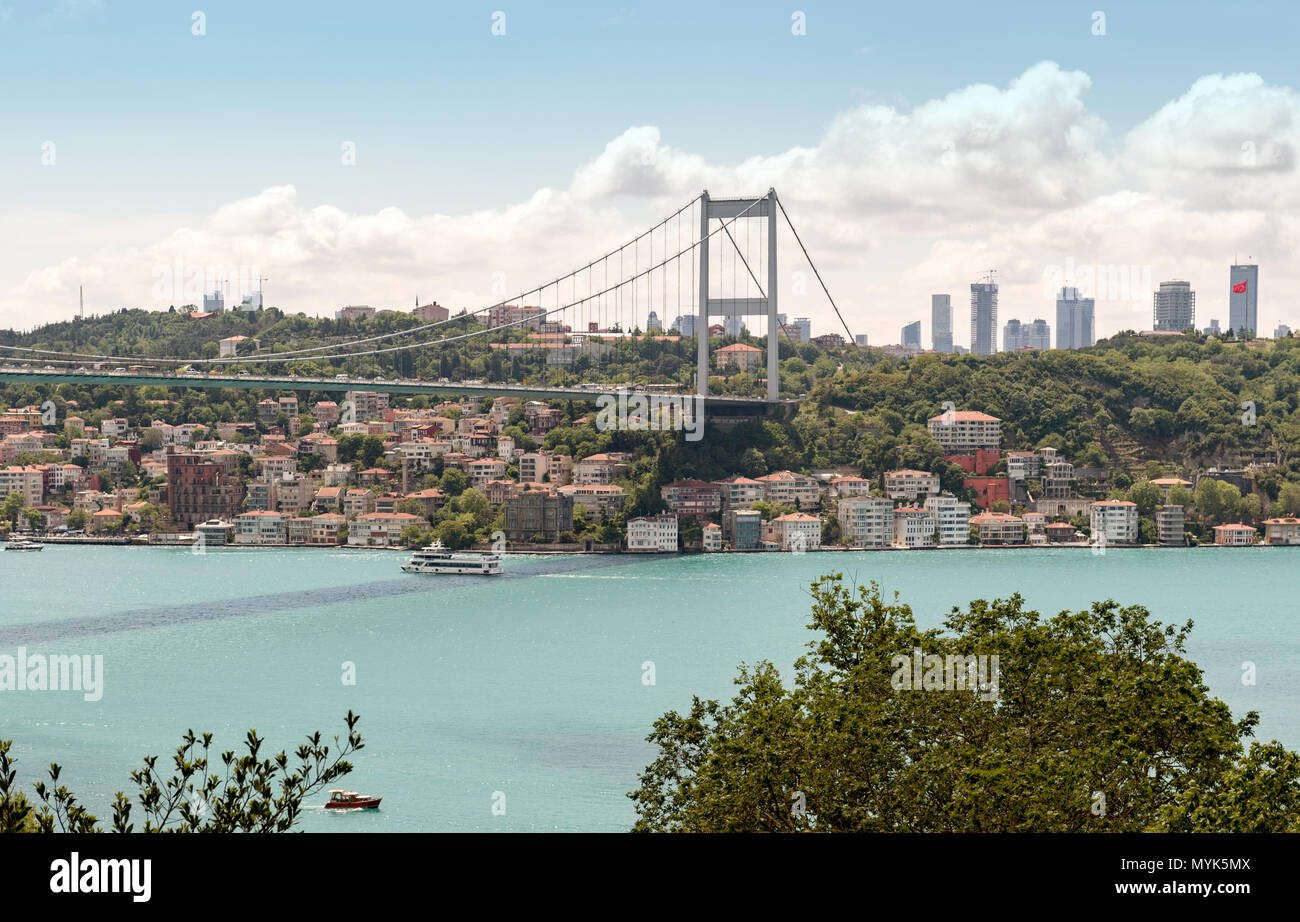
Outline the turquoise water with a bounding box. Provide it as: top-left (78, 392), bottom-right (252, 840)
top-left (0, 545), bottom-right (1296, 832)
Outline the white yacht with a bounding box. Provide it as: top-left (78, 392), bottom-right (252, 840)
top-left (401, 541), bottom-right (502, 576)
top-left (4, 536), bottom-right (44, 551)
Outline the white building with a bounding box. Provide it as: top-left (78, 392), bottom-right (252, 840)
top-left (837, 496), bottom-right (894, 548)
top-left (627, 514), bottom-right (678, 552)
top-left (1090, 500), bottom-right (1139, 544)
top-left (771, 512), bottom-right (822, 551)
top-left (923, 494), bottom-right (971, 546)
top-left (234, 511), bottom-right (287, 545)
top-left (892, 507), bottom-right (937, 548)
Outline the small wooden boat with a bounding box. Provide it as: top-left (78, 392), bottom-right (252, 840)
top-left (325, 789), bottom-right (382, 810)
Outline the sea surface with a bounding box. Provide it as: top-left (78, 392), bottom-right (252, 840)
top-left (0, 545), bottom-right (1295, 832)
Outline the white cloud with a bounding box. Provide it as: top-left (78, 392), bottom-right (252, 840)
top-left (5, 61), bottom-right (1300, 346)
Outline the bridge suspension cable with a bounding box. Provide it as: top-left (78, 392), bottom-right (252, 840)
top-left (1, 195), bottom-right (767, 367)
top-left (0, 193), bottom-right (709, 367)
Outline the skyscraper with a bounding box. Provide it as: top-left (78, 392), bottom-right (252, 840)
top-left (1055, 287), bottom-right (1095, 349)
top-left (1229, 264), bottom-right (1258, 336)
top-left (901, 321), bottom-right (922, 352)
top-left (1003, 319), bottom-right (1051, 351)
top-left (931, 295), bottom-right (953, 352)
top-left (970, 279), bottom-right (998, 356)
top-left (1153, 280), bottom-right (1196, 332)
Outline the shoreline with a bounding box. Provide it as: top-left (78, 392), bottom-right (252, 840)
top-left (4, 535), bottom-right (1294, 552)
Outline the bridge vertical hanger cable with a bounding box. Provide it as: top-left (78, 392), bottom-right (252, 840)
top-left (776, 193), bottom-right (856, 346)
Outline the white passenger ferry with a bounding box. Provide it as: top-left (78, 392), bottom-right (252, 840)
top-left (401, 541), bottom-right (502, 576)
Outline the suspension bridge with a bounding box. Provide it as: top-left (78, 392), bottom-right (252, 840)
top-left (0, 189), bottom-right (854, 420)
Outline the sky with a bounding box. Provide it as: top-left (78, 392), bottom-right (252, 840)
top-left (1, 0), bottom-right (1298, 347)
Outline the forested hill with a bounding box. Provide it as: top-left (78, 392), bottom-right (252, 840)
top-left (804, 333), bottom-right (1296, 481)
top-left (3, 308), bottom-right (1298, 483)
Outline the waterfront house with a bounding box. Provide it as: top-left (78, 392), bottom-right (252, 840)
top-left (1263, 517), bottom-right (1300, 545)
top-left (1044, 521), bottom-right (1078, 543)
top-left (1213, 523), bottom-right (1257, 546)
top-left (768, 512), bottom-right (822, 551)
top-left (627, 514), bottom-right (679, 552)
top-left (309, 513), bottom-right (346, 546)
top-left (970, 512), bottom-right (1025, 545)
top-left (702, 522), bottom-right (723, 551)
top-left (349, 512), bottom-right (423, 547)
top-left (892, 506), bottom-right (937, 548)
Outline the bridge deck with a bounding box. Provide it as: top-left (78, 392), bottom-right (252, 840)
top-left (0, 368), bottom-right (798, 410)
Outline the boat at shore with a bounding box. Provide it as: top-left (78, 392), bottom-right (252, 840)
top-left (325, 790), bottom-right (382, 810)
top-left (3, 537), bottom-right (44, 551)
top-left (402, 540), bottom-right (502, 575)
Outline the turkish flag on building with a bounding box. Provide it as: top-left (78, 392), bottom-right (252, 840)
top-left (1233, 281), bottom-right (1249, 293)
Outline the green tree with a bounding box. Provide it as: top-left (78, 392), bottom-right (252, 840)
top-left (1126, 480), bottom-right (1162, 518)
top-left (630, 576), bottom-right (1274, 832)
top-left (1, 712), bottom-right (364, 833)
top-left (1, 492), bottom-right (24, 524)
top-left (439, 468), bottom-right (468, 497)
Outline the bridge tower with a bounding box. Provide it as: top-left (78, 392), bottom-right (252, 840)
top-left (695, 189), bottom-right (779, 402)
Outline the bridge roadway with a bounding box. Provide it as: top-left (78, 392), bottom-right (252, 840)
top-left (0, 368), bottom-right (798, 416)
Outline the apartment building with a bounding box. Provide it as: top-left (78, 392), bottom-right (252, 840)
top-left (883, 469), bottom-right (940, 501)
top-left (837, 495), bottom-right (894, 548)
top-left (309, 513), bottom-right (347, 546)
top-left (923, 494), bottom-right (971, 546)
top-left (722, 508), bottom-right (763, 549)
top-left (755, 471), bottom-right (820, 508)
top-left (926, 411), bottom-right (1002, 451)
top-left (572, 453), bottom-right (628, 486)
top-left (661, 479), bottom-right (723, 517)
top-left (714, 476), bottom-right (765, 509)
top-left (467, 458), bottom-right (508, 490)
top-left (1090, 500), bottom-right (1139, 544)
top-left (557, 484), bottom-right (626, 522)
top-left (503, 489), bottom-right (574, 542)
top-left (828, 475), bottom-right (873, 497)
top-left (1157, 505), bottom-right (1186, 547)
top-left (234, 511), bottom-right (288, 545)
top-left (167, 451), bottom-right (243, 529)
top-left (0, 465), bottom-right (44, 506)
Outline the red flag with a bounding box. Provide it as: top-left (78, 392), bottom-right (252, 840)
top-left (1233, 281), bottom-right (1248, 293)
